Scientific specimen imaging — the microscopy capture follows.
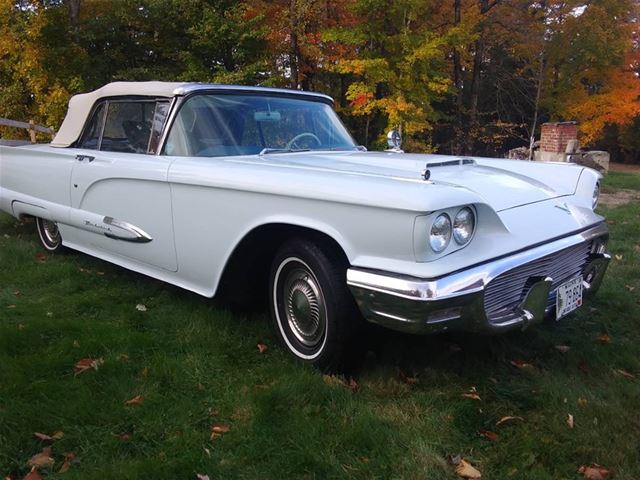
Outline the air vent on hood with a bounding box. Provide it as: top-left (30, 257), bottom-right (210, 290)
top-left (425, 158), bottom-right (476, 168)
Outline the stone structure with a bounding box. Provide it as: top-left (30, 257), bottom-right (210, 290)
top-left (531, 120), bottom-right (609, 172)
top-left (534, 121), bottom-right (578, 162)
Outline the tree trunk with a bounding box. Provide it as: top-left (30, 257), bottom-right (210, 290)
top-left (68, 0), bottom-right (81, 42)
top-left (289, 0), bottom-right (299, 89)
top-left (452, 0), bottom-right (463, 154)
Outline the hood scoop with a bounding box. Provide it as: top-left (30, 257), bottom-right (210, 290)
top-left (422, 158), bottom-right (476, 180)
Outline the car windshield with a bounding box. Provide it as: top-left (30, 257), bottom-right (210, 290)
top-left (163, 93), bottom-right (358, 157)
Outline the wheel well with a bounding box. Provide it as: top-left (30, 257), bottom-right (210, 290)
top-left (216, 223), bottom-right (349, 309)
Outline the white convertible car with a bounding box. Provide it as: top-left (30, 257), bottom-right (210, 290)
top-left (0, 82), bottom-right (610, 369)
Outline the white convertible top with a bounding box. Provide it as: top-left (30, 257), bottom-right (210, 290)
top-left (50, 81), bottom-right (335, 148)
top-left (51, 81), bottom-right (186, 147)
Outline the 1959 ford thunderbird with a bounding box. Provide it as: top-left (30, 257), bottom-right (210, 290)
top-left (0, 82), bottom-right (610, 369)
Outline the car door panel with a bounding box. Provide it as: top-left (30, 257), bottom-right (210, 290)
top-left (69, 149), bottom-right (178, 272)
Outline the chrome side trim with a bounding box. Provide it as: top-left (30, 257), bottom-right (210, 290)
top-left (103, 216), bottom-right (153, 243)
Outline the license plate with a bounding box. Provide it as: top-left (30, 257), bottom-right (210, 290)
top-left (556, 276), bottom-right (583, 319)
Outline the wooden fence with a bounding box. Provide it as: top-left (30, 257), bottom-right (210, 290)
top-left (0, 118), bottom-right (55, 143)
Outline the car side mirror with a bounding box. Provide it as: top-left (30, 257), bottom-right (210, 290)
top-left (385, 129), bottom-right (403, 153)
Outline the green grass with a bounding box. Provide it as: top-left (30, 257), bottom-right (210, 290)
top-left (1, 178), bottom-right (639, 479)
top-left (601, 170), bottom-right (640, 191)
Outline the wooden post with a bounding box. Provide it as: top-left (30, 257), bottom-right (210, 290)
top-left (28, 120), bottom-right (37, 143)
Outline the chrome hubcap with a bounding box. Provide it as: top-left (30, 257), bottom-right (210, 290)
top-left (41, 220), bottom-right (60, 244)
top-left (283, 267), bottom-right (326, 347)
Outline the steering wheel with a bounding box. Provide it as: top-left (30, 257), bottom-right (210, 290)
top-left (286, 132), bottom-right (321, 150)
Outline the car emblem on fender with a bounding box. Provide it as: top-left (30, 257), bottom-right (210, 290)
top-left (554, 202), bottom-right (572, 214)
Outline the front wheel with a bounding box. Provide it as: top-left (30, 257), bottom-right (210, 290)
top-left (35, 217), bottom-right (64, 252)
top-left (269, 238), bottom-right (361, 371)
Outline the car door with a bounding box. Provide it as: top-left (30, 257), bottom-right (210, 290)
top-left (67, 98), bottom-right (178, 271)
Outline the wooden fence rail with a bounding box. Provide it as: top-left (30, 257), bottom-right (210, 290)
top-left (0, 117), bottom-right (55, 143)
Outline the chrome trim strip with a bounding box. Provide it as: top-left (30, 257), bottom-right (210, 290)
top-left (171, 84), bottom-right (334, 103)
top-left (347, 223), bottom-right (608, 303)
top-left (103, 216), bottom-right (153, 243)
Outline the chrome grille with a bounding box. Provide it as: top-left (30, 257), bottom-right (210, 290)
top-left (484, 242), bottom-right (592, 323)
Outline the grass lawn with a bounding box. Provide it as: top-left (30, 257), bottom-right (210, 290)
top-left (1, 171), bottom-right (639, 479)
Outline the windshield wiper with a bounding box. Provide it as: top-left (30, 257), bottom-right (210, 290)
top-left (259, 148), bottom-right (310, 155)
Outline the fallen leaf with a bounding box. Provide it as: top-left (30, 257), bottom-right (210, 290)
top-left (322, 375), bottom-right (359, 392)
top-left (58, 452), bottom-right (76, 473)
top-left (510, 359), bottom-right (533, 369)
top-left (596, 334), bottom-right (611, 344)
top-left (13, 290), bottom-right (21, 296)
top-left (578, 398), bottom-right (588, 406)
top-left (210, 423), bottom-right (230, 440)
top-left (96, 271), bottom-right (105, 276)
top-left (346, 378), bottom-right (359, 392)
top-left (141, 367), bottom-right (149, 377)
top-left (135, 304), bottom-right (147, 312)
top-left (625, 284), bottom-right (635, 292)
top-left (555, 345), bottom-right (571, 353)
top-left (117, 353), bottom-right (129, 362)
top-left (462, 386), bottom-right (481, 401)
top-left (124, 395), bottom-right (145, 405)
top-left (74, 357), bottom-right (104, 375)
top-left (462, 393), bottom-right (481, 401)
top-left (72, 340), bottom-right (79, 348)
top-left (455, 458), bottom-right (482, 479)
top-left (112, 432), bottom-right (132, 441)
top-left (17, 324), bottom-right (26, 330)
top-left (257, 342), bottom-right (268, 354)
top-left (7, 305), bottom-right (16, 309)
top-left (78, 267), bottom-right (91, 274)
top-left (35, 253), bottom-right (46, 263)
top-left (496, 416), bottom-right (524, 426)
top-left (478, 430), bottom-right (498, 441)
top-left (578, 464), bottom-right (611, 479)
top-left (27, 447), bottom-right (54, 468)
top-left (46, 312), bottom-right (53, 317)
top-left (578, 360), bottom-right (591, 373)
top-left (196, 475), bottom-right (210, 480)
top-left (22, 468), bottom-right (43, 480)
top-left (614, 254), bottom-right (622, 261)
top-left (613, 369), bottom-right (635, 380)
top-left (33, 431), bottom-right (63, 442)
top-left (398, 370), bottom-right (418, 385)
top-left (567, 414), bottom-right (574, 429)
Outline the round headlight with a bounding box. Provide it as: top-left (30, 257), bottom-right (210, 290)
top-left (592, 182), bottom-right (600, 210)
top-left (430, 213), bottom-right (452, 253)
top-left (453, 207), bottom-right (475, 245)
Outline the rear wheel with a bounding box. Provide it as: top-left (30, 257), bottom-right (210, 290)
top-left (35, 217), bottom-right (64, 252)
top-left (269, 238), bottom-right (361, 371)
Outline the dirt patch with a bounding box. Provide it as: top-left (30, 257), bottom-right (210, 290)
top-left (599, 188), bottom-right (640, 206)
top-left (609, 162), bottom-right (640, 173)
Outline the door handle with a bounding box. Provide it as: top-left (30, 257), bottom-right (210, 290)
top-left (75, 154), bottom-right (95, 162)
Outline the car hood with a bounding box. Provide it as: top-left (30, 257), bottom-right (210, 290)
top-left (256, 151), bottom-right (584, 211)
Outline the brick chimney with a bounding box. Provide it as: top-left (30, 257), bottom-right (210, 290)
top-left (540, 121), bottom-right (578, 153)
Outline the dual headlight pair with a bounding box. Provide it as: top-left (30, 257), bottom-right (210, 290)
top-left (430, 206), bottom-right (476, 253)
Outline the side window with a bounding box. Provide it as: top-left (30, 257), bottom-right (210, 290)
top-left (101, 102), bottom-right (155, 154)
top-left (77, 102), bottom-right (106, 150)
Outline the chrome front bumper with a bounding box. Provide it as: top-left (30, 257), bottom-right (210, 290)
top-left (347, 223), bottom-right (610, 335)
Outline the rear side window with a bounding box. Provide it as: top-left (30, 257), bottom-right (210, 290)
top-left (76, 99), bottom-right (170, 154)
top-left (102, 102), bottom-right (155, 153)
